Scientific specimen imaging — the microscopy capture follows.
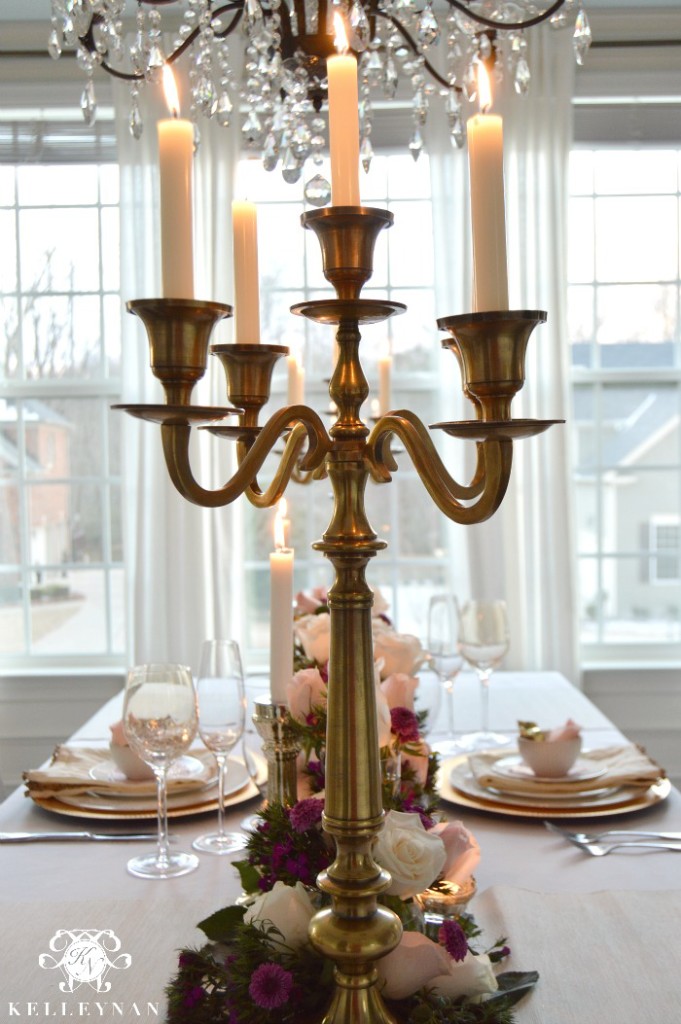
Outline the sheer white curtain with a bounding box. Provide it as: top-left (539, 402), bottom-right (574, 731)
top-left (114, 77), bottom-right (242, 670)
top-left (429, 27), bottom-right (578, 682)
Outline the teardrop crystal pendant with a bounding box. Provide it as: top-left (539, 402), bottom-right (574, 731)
top-left (304, 173), bottom-right (331, 207)
top-left (282, 147), bottom-right (303, 184)
top-left (217, 91), bottom-right (233, 127)
top-left (129, 91), bottom-right (143, 139)
top-left (81, 78), bottom-right (97, 126)
top-left (349, 1), bottom-right (370, 52)
top-left (514, 57), bottom-right (531, 95)
top-left (262, 132), bottom-right (280, 172)
top-left (360, 134), bottom-right (374, 173)
top-left (47, 26), bottom-right (62, 60)
top-left (408, 125), bottom-right (424, 162)
top-left (573, 6), bottom-right (592, 67)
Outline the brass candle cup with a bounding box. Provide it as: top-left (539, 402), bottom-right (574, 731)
top-left (301, 206), bottom-right (394, 301)
top-left (212, 344), bottom-right (288, 429)
top-left (127, 298), bottom-right (232, 406)
top-left (437, 309), bottom-right (547, 422)
top-left (252, 699), bottom-right (300, 808)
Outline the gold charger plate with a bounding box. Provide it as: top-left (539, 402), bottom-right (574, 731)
top-left (29, 753), bottom-right (266, 822)
top-left (438, 755), bottom-right (671, 820)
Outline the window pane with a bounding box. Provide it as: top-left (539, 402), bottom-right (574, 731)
top-left (595, 196), bottom-right (678, 282)
top-left (596, 284), bottom-right (676, 367)
top-left (17, 165), bottom-right (99, 206)
top-left (567, 198), bottom-right (594, 282)
top-left (22, 294), bottom-right (104, 379)
top-left (20, 207), bottom-right (101, 293)
top-left (388, 201), bottom-right (434, 287)
top-left (0, 167), bottom-right (14, 206)
top-left (0, 209), bottom-right (17, 292)
top-left (0, 573), bottom-right (26, 653)
top-left (30, 567), bottom-right (110, 654)
top-left (593, 150), bottom-right (678, 196)
top-left (578, 556), bottom-right (681, 645)
top-left (0, 483), bottom-right (21, 564)
top-left (101, 206), bottom-right (120, 290)
top-left (0, 298), bottom-right (20, 379)
top-left (569, 150), bottom-right (594, 196)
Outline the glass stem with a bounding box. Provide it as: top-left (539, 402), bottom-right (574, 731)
top-left (445, 677), bottom-right (455, 737)
top-left (155, 765), bottom-right (170, 867)
top-left (216, 754), bottom-right (228, 837)
top-left (479, 670), bottom-right (491, 734)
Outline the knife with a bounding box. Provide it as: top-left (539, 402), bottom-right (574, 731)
top-left (0, 831), bottom-right (160, 843)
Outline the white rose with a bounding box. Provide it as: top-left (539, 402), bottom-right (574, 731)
top-left (372, 622), bottom-right (425, 679)
top-left (371, 586), bottom-right (390, 618)
top-left (243, 881), bottom-right (315, 950)
top-left (295, 613), bottom-right (331, 665)
top-left (431, 951), bottom-right (498, 1001)
top-left (287, 667), bottom-right (327, 722)
top-left (376, 683), bottom-right (392, 748)
top-left (374, 810), bottom-right (446, 899)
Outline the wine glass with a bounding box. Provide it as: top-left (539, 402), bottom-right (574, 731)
top-left (123, 663), bottom-right (199, 879)
top-left (457, 599), bottom-right (510, 751)
top-left (427, 594), bottom-right (464, 756)
top-left (192, 640), bottom-right (248, 855)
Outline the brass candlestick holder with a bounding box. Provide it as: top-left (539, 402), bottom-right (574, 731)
top-left (253, 699), bottom-right (300, 807)
top-left (116, 203), bottom-right (559, 1024)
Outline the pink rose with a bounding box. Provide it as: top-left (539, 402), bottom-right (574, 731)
top-left (371, 586), bottom-right (390, 618)
top-left (547, 718), bottom-right (581, 742)
top-left (377, 932), bottom-right (497, 1002)
top-left (372, 621), bottom-right (425, 679)
top-left (287, 668), bottom-right (327, 722)
top-left (376, 685), bottom-right (392, 748)
top-left (380, 673), bottom-right (418, 711)
top-left (430, 821), bottom-right (480, 886)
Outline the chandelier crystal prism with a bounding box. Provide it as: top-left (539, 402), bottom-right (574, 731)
top-left (48, 0), bottom-right (589, 183)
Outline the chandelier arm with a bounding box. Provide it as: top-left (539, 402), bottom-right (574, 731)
top-left (159, 406), bottom-right (331, 509)
top-left (366, 410), bottom-right (513, 524)
top-left (442, 0), bottom-right (567, 32)
top-left (244, 421), bottom-right (312, 508)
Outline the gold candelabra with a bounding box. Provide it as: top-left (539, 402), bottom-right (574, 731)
top-left (115, 204), bottom-right (558, 1024)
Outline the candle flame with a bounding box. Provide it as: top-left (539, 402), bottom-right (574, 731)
top-left (477, 61), bottom-right (492, 114)
top-left (162, 64), bottom-right (181, 118)
top-left (333, 13), bottom-right (349, 54)
top-left (274, 498), bottom-right (288, 550)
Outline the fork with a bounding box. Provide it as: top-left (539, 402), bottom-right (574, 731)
top-left (571, 839), bottom-right (681, 857)
top-left (543, 820), bottom-right (681, 844)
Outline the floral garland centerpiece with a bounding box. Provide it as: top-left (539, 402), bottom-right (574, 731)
top-left (166, 590), bottom-right (538, 1023)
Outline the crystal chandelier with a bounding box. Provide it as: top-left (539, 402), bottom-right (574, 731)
top-left (48, 1), bottom-right (591, 192)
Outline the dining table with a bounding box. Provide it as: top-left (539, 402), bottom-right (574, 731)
top-left (2, 669), bottom-right (680, 1023)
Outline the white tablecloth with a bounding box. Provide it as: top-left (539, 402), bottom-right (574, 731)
top-left (2, 671), bottom-right (679, 1021)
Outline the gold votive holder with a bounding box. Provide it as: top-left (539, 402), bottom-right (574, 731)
top-left (415, 877), bottom-right (478, 941)
top-left (252, 699), bottom-right (300, 807)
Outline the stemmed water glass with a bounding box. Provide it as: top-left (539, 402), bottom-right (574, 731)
top-left (457, 599), bottom-right (510, 751)
top-left (427, 594), bottom-right (464, 755)
top-left (192, 640), bottom-right (248, 855)
top-left (123, 663), bottom-right (199, 879)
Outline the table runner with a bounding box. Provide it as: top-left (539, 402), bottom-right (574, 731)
top-left (473, 885), bottom-right (681, 1023)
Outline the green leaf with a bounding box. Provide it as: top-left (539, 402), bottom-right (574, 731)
top-left (233, 859), bottom-right (262, 894)
top-left (197, 904), bottom-right (246, 941)
top-left (486, 970), bottom-right (539, 1010)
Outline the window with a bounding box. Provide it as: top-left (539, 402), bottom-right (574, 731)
top-left (0, 119), bottom-right (125, 668)
top-left (237, 153), bottom-right (452, 663)
top-left (569, 146), bottom-right (681, 654)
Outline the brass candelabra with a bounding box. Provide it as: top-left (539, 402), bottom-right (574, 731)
top-left (116, 204), bottom-right (558, 1024)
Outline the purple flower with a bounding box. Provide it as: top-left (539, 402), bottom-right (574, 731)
top-left (306, 760), bottom-right (326, 790)
top-left (183, 985), bottom-right (205, 1008)
top-left (438, 919), bottom-right (469, 962)
top-left (178, 951), bottom-right (202, 969)
top-left (290, 797), bottom-right (325, 833)
top-left (390, 706), bottom-right (420, 744)
top-left (248, 962), bottom-right (294, 1009)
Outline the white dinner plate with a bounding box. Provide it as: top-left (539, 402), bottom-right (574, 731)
top-left (439, 755), bottom-right (671, 819)
top-left (57, 759), bottom-right (248, 813)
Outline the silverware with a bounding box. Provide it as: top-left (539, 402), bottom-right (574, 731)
top-left (0, 831), bottom-right (159, 843)
top-left (571, 839), bottom-right (681, 858)
top-left (543, 820), bottom-right (681, 843)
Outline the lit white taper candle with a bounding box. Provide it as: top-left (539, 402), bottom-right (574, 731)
top-left (287, 354), bottom-right (305, 406)
top-left (327, 15), bottom-right (361, 206)
top-left (377, 353), bottom-right (392, 415)
top-left (158, 65), bottom-right (194, 298)
top-left (467, 62), bottom-right (509, 312)
top-left (232, 199), bottom-right (261, 344)
top-left (270, 499), bottom-right (294, 705)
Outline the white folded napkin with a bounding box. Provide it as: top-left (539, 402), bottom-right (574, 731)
top-left (23, 745), bottom-right (216, 800)
top-left (468, 744), bottom-right (664, 797)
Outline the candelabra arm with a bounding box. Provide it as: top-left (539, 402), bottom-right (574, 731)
top-left (160, 405), bottom-right (331, 509)
top-left (366, 409), bottom-right (512, 525)
top-left (244, 420), bottom-right (311, 508)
